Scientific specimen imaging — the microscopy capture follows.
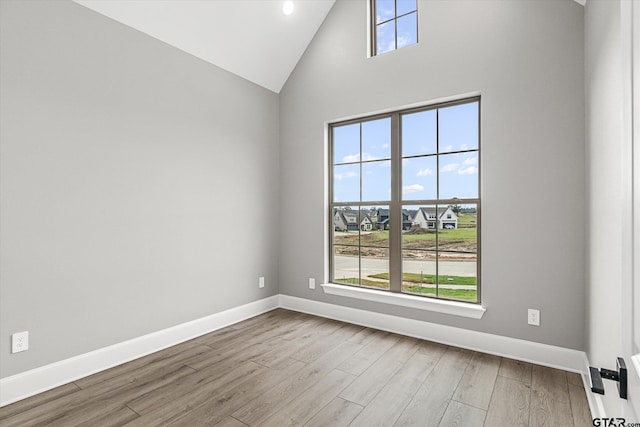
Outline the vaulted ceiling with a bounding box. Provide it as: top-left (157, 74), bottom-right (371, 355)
top-left (73, 0), bottom-right (336, 93)
top-left (72, 0), bottom-right (585, 93)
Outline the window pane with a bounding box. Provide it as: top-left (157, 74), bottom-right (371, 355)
top-left (362, 160), bottom-right (391, 201)
top-left (333, 123), bottom-right (360, 164)
top-left (402, 250), bottom-right (437, 297)
top-left (333, 245), bottom-right (360, 285)
top-left (402, 110), bottom-right (436, 157)
top-left (376, 20), bottom-right (395, 55)
top-left (402, 204), bottom-right (438, 250)
top-left (437, 203), bottom-right (477, 253)
top-left (333, 207), bottom-right (360, 245)
top-left (439, 152), bottom-right (479, 199)
top-left (361, 248), bottom-right (389, 290)
top-left (362, 117), bottom-right (391, 160)
top-left (438, 253), bottom-right (477, 302)
top-left (396, 12), bottom-right (417, 49)
top-left (333, 164), bottom-right (360, 202)
top-left (330, 99), bottom-right (479, 303)
top-left (375, 0), bottom-right (395, 23)
top-left (402, 156), bottom-right (437, 201)
top-left (439, 102), bottom-right (479, 153)
top-left (397, 0), bottom-right (417, 15)
top-left (360, 205), bottom-right (390, 247)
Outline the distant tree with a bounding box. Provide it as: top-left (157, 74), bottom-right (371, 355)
top-left (451, 204), bottom-right (462, 214)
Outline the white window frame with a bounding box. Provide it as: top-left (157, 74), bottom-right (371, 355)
top-left (325, 97), bottom-right (483, 318)
top-left (370, 0), bottom-right (418, 57)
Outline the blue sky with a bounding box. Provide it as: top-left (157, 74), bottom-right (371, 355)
top-left (375, 0), bottom-right (417, 55)
top-left (333, 101), bottom-right (479, 203)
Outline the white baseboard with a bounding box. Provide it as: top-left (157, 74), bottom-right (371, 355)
top-left (279, 294), bottom-right (587, 374)
top-left (1, 293), bottom-right (594, 412)
top-left (0, 295), bottom-right (279, 407)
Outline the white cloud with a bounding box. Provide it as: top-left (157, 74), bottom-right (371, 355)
top-left (460, 143), bottom-right (469, 150)
top-left (442, 145), bottom-right (454, 152)
top-left (458, 166), bottom-right (478, 175)
top-left (403, 184), bottom-right (424, 194)
top-left (342, 153), bottom-right (360, 163)
top-left (382, 143), bottom-right (389, 149)
top-left (397, 35), bottom-right (411, 49)
top-left (462, 156), bottom-right (478, 166)
top-left (385, 40), bottom-right (395, 52)
top-left (441, 163), bottom-right (459, 173)
top-left (362, 153), bottom-right (380, 161)
top-left (334, 171), bottom-right (357, 180)
top-left (417, 168), bottom-right (433, 177)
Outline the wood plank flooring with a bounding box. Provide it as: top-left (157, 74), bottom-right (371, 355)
top-left (0, 308), bottom-right (592, 426)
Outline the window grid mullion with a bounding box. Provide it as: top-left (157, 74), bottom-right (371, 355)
top-left (435, 109), bottom-right (440, 298)
top-left (358, 124), bottom-right (363, 287)
top-left (393, 0), bottom-right (398, 50)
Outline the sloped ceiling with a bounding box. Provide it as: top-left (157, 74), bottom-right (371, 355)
top-left (73, 0), bottom-right (336, 93)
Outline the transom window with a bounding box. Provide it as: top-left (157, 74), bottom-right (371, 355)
top-left (330, 97), bottom-right (480, 303)
top-left (371, 0), bottom-right (418, 56)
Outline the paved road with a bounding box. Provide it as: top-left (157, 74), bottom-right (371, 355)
top-left (334, 255), bottom-right (476, 279)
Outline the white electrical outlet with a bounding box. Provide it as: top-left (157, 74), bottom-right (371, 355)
top-left (259, 276), bottom-right (265, 288)
top-left (309, 278), bottom-right (315, 289)
top-left (12, 331), bottom-right (29, 353)
top-left (528, 309), bottom-right (540, 326)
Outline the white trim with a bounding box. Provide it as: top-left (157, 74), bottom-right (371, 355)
top-left (325, 91), bottom-right (482, 126)
top-left (321, 283), bottom-right (486, 319)
top-left (0, 295), bottom-right (279, 407)
top-left (574, 0), bottom-right (586, 6)
top-left (1, 293), bottom-right (594, 414)
top-left (280, 294), bottom-right (585, 373)
top-left (632, 353), bottom-right (640, 381)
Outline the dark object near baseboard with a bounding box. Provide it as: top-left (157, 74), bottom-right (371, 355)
top-left (589, 357), bottom-right (627, 399)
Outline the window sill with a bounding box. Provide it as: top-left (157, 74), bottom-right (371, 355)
top-left (321, 283), bottom-right (486, 319)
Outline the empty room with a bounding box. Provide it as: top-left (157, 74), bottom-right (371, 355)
top-left (0, 0), bottom-right (638, 425)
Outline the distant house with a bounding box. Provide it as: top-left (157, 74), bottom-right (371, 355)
top-left (360, 215), bottom-right (373, 231)
top-left (371, 208), bottom-right (413, 231)
top-left (334, 210), bottom-right (359, 231)
top-left (413, 206), bottom-right (458, 229)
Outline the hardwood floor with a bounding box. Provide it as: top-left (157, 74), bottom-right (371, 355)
top-left (0, 309), bottom-right (592, 426)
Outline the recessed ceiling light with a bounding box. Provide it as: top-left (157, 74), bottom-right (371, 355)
top-left (283, 1), bottom-right (294, 15)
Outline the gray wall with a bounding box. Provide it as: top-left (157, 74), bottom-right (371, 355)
top-left (279, 0), bottom-right (586, 349)
top-left (0, 0), bottom-right (280, 378)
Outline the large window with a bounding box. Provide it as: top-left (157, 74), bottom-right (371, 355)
top-left (371, 0), bottom-right (418, 56)
top-left (330, 97), bottom-right (480, 303)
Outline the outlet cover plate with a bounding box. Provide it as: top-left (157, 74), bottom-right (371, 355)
top-left (309, 278), bottom-right (315, 289)
top-left (12, 331), bottom-right (29, 353)
top-left (259, 277), bottom-right (265, 288)
top-left (528, 309), bottom-right (540, 326)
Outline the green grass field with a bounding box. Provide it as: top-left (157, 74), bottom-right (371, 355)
top-left (334, 277), bottom-right (477, 302)
top-left (403, 285), bottom-right (477, 301)
top-left (369, 272), bottom-right (477, 286)
top-left (457, 213), bottom-right (477, 227)
top-left (335, 227), bottom-right (477, 252)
